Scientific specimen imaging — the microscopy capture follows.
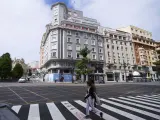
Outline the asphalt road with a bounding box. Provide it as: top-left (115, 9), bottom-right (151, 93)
top-left (0, 83), bottom-right (160, 105)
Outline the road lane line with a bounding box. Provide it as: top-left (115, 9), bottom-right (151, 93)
top-left (119, 97), bottom-right (160, 108)
top-left (61, 101), bottom-right (91, 120)
top-left (46, 103), bottom-right (66, 120)
top-left (12, 105), bottom-right (22, 113)
top-left (75, 100), bottom-right (118, 120)
top-left (101, 98), bottom-right (160, 119)
top-left (8, 87), bottom-right (28, 104)
top-left (109, 98), bottom-right (160, 113)
top-left (28, 104), bottom-right (40, 120)
top-left (19, 87), bottom-right (52, 102)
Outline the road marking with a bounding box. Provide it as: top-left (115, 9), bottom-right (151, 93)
top-left (7, 87), bottom-right (28, 104)
top-left (144, 94), bottom-right (160, 97)
top-left (75, 100), bottom-right (118, 120)
top-left (19, 87), bottom-right (52, 101)
top-left (109, 98), bottom-right (160, 113)
top-left (46, 103), bottom-right (66, 120)
top-left (12, 105), bottom-right (22, 113)
top-left (61, 101), bottom-right (91, 120)
top-left (101, 103), bottom-right (145, 120)
top-left (28, 104), bottom-right (40, 120)
top-left (119, 97), bottom-right (160, 108)
top-left (128, 96), bottom-right (160, 104)
top-left (101, 98), bottom-right (160, 119)
top-left (136, 96), bottom-right (160, 102)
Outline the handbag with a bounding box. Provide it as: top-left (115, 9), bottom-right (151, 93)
top-left (94, 92), bottom-right (101, 105)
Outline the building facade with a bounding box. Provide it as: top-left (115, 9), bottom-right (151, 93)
top-left (40, 2), bottom-right (105, 82)
top-left (99, 27), bottom-right (135, 81)
top-left (118, 25), bottom-right (158, 79)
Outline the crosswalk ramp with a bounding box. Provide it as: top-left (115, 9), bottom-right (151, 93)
top-left (12, 94), bottom-right (160, 120)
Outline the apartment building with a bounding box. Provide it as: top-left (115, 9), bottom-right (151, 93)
top-left (40, 2), bottom-right (105, 82)
top-left (118, 25), bottom-right (158, 79)
top-left (99, 27), bottom-right (135, 81)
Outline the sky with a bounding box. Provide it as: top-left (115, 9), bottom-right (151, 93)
top-left (0, 0), bottom-right (160, 63)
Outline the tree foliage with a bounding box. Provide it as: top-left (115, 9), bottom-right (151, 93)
top-left (75, 47), bottom-right (93, 76)
top-left (0, 53), bottom-right (12, 79)
top-left (12, 63), bottom-right (24, 79)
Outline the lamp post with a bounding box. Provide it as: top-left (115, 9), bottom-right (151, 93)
top-left (71, 57), bottom-right (75, 83)
top-left (121, 60), bottom-right (130, 82)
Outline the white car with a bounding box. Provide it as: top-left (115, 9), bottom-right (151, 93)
top-left (18, 77), bottom-right (27, 83)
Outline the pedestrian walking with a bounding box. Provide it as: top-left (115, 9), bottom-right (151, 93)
top-left (84, 80), bottom-right (103, 119)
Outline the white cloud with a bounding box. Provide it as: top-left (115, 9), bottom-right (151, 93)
top-left (70, 0), bottom-right (160, 40)
top-left (0, 0), bottom-right (51, 63)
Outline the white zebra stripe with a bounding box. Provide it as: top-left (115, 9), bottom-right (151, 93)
top-left (109, 97), bottom-right (160, 113)
top-left (12, 105), bottom-right (21, 113)
top-left (144, 94), bottom-right (160, 97)
top-left (128, 96), bottom-right (160, 104)
top-left (101, 103), bottom-right (145, 120)
top-left (61, 101), bottom-right (91, 120)
top-left (46, 103), bottom-right (66, 120)
top-left (142, 95), bottom-right (160, 99)
top-left (119, 97), bottom-right (160, 108)
top-left (75, 100), bottom-right (118, 120)
top-left (27, 104), bottom-right (40, 120)
top-left (136, 96), bottom-right (160, 102)
top-left (101, 98), bottom-right (160, 119)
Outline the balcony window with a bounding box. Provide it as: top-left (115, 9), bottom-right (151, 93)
top-left (99, 56), bottom-right (103, 60)
top-left (107, 45), bottom-right (109, 49)
top-left (74, 25), bottom-right (80, 29)
top-left (106, 39), bottom-right (108, 42)
top-left (123, 37), bottom-right (126, 40)
top-left (76, 39), bottom-right (80, 44)
top-left (67, 52), bottom-right (72, 58)
top-left (112, 45), bottom-right (114, 49)
top-left (117, 46), bottom-right (119, 50)
top-left (98, 42), bottom-right (103, 47)
top-left (91, 40), bottom-right (95, 45)
top-left (114, 35), bottom-right (117, 39)
top-left (92, 48), bottom-right (96, 52)
top-left (51, 43), bottom-right (57, 49)
top-left (75, 32), bottom-right (79, 36)
top-left (120, 42), bottom-right (122, 45)
top-left (90, 29), bottom-right (95, 32)
top-left (84, 39), bottom-right (88, 44)
top-left (82, 27), bottom-right (88, 31)
top-left (119, 36), bottom-right (122, 39)
top-left (67, 44), bottom-right (72, 50)
top-left (76, 53), bottom-right (80, 58)
top-left (67, 30), bottom-right (71, 35)
top-left (92, 54), bottom-right (96, 59)
top-left (51, 52), bottom-right (56, 57)
top-left (67, 37), bottom-right (71, 42)
top-left (116, 41), bottom-right (118, 44)
top-left (99, 48), bottom-right (103, 53)
top-left (110, 34), bottom-right (113, 38)
top-left (76, 45), bottom-right (80, 51)
top-left (121, 46), bottom-right (123, 50)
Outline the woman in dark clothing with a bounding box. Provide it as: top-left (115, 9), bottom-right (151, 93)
top-left (84, 80), bottom-right (103, 119)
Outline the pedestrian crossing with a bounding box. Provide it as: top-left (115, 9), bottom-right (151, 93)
top-left (11, 94), bottom-right (160, 120)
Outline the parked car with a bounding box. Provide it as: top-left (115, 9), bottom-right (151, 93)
top-left (18, 77), bottom-right (27, 83)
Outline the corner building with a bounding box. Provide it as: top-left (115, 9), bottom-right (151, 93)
top-left (118, 25), bottom-right (158, 79)
top-left (40, 2), bottom-right (105, 82)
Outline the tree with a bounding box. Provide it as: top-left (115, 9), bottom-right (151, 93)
top-left (0, 53), bottom-right (12, 79)
top-left (75, 47), bottom-right (93, 82)
top-left (12, 63), bottom-right (23, 79)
